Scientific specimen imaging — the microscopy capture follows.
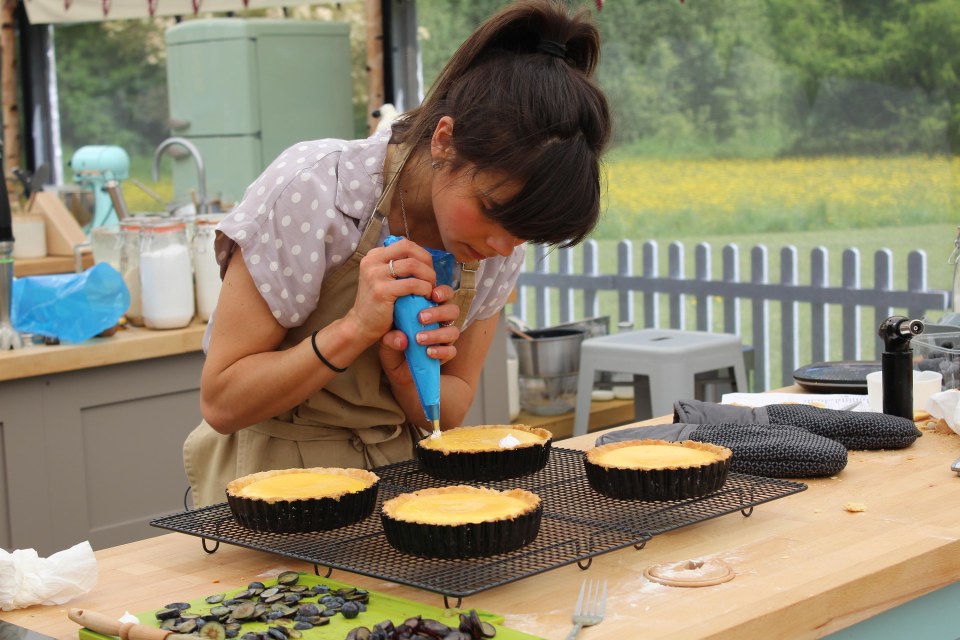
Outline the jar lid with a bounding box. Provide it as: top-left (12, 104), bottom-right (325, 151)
top-left (142, 221), bottom-right (187, 233)
top-left (120, 218), bottom-right (153, 230)
top-left (196, 213), bottom-right (227, 225)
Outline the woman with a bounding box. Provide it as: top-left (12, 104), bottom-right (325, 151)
top-left (184, 0), bottom-right (611, 507)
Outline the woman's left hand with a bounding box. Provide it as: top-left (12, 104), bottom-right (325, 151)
top-left (379, 284), bottom-right (461, 386)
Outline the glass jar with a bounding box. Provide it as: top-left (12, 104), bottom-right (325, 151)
top-left (119, 219), bottom-right (147, 326)
top-left (89, 224), bottom-right (122, 270)
top-left (139, 220), bottom-right (195, 329)
top-left (192, 214), bottom-right (225, 322)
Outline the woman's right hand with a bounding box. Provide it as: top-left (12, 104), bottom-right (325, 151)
top-left (345, 238), bottom-right (439, 345)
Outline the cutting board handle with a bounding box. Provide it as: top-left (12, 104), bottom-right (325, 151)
top-left (68, 608), bottom-right (171, 640)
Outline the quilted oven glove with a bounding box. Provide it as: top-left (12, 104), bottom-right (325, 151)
top-left (673, 399), bottom-right (921, 451)
top-left (595, 423), bottom-right (848, 479)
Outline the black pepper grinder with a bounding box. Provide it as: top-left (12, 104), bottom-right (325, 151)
top-left (878, 316), bottom-right (924, 419)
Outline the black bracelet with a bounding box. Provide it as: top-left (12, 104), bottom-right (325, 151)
top-left (311, 330), bottom-right (348, 373)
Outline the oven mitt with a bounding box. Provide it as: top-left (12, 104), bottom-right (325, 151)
top-left (673, 399), bottom-right (921, 450)
top-left (595, 423), bottom-right (848, 478)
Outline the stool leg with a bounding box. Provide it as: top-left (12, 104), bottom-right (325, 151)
top-left (633, 375), bottom-right (652, 421)
top-left (648, 366), bottom-right (696, 418)
top-left (732, 358), bottom-right (750, 393)
top-left (573, 359), bottom-right (597, 437)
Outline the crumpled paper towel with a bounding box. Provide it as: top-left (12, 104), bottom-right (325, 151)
top-left (0, 541), bottom-right (98, 611)
top-left (926, 389), bottom-right (960, 436)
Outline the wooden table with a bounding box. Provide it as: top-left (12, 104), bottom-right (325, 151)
top-left (5, 411), bottom-right (959, 639)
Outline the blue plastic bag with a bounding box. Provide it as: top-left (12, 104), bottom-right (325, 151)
top-left (12, 262), bottom-right (130, 343)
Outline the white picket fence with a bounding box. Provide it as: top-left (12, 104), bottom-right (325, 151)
top-left (509, 240), bottom-right (950, 391)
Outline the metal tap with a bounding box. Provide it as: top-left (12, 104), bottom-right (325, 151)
top-left (152, 137), bottom-right (207, 215)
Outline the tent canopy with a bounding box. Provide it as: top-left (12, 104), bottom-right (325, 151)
top-left (23, 0), bottom-right (324, 24)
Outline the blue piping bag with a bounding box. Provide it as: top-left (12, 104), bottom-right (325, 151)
top-left (383, 236), bottom-right (455, 432)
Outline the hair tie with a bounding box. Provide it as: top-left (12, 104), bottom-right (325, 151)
top-left (536, 38), bottom-right (567, 59)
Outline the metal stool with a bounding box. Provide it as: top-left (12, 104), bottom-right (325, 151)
top-left (573, 329), bottom-right (749, 436)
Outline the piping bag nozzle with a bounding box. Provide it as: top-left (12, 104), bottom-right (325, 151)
top-left (384, 235), bottom-right (441, 425)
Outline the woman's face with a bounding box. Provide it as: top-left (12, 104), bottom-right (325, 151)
top-left (431, 165), bottom-right (526, 263)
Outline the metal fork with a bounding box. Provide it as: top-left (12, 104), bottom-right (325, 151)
top-left (565, 578), bottom-right (607, 639)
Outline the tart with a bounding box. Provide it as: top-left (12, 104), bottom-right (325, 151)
top-left (584, 439), bottom-right (732, 501)
top-left (415, 425), bottom-right (553, 480)
top-left (381, 485), bottom-right (542, 559)
top-left (225, 467), bottom-right (379, 533)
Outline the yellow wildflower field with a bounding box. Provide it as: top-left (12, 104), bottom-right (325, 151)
top-left (599, 155), bottom-right (958, 237)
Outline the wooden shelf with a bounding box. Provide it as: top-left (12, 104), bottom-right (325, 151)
top-left (13, 252), bottom-right (94, 277)
top-left (513, 398), bottom-right (637, 441)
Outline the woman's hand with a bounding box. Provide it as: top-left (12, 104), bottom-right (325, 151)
top-left (344, 238), bottom-right (439, 346)
top-left (379, 284), bottom-right (461, 387)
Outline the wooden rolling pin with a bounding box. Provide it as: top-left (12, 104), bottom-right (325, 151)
top-left (68, 608), bottom-right (193, 640)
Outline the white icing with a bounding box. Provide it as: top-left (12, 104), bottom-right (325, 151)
top-left (499, 434), bottom-right (521, 449)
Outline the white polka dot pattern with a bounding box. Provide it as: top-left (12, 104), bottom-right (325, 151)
top-left (213, 130), bottom-right (526, 330)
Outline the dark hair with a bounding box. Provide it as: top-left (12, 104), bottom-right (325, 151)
top-left (392, 0), bottom-right (611, 248)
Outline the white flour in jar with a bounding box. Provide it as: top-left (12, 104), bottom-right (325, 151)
top-left (140, 243), bottom-right (195, 329)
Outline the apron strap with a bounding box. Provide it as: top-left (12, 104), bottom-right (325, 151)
top-left (366, 142), bottom-right (479, 332)
top-left (451, 261), bottom-right (480, 330)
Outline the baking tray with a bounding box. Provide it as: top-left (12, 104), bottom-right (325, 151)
top-left (151, 448), bottom-right (806, 603)
top-left (793, 360), bottom-right (880, 393)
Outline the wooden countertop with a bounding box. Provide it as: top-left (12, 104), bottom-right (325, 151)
top-left (0, 321), bottom-right (206, 382)
top-left (5, 406), bottom-right (959, 639)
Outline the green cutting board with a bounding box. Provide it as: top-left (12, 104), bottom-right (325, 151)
top-left (77, 572), bottom-right (541, 640)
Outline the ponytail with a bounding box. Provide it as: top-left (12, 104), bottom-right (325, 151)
top-left (393, 0), bottom-right (611, 247)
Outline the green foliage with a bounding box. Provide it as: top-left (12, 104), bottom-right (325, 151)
top-left (54, 20), bottom-right (170, 156)
top-left (414, 0), bottom-right (960, 155)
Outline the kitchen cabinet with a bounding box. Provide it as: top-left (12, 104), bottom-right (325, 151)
top-left (0, 324), bottom-right (206, 556)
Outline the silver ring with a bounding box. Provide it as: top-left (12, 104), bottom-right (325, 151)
top-left (388, 259), bottom-right (398, 279)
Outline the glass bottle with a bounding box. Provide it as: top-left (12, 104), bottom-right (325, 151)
top-left (949, 225), bottom-right (960, 313)
top-left (139, 220), bottom-right (195, 329)
top-left (118, 218), bottom-right (147, 326)
top-left (192, 214), bottom-right (225, 322)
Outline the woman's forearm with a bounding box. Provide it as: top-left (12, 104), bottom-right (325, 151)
top-left (201, 316), bottom-right (370, 433)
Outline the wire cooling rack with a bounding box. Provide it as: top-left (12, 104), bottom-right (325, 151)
top-left (151, 447), bottom-right (806, 602)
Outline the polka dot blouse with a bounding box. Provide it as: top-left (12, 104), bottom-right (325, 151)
top-left (210, 129), bottom-right (526, 334)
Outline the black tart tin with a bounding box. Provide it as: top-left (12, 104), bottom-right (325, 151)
top-left (381, 501), bottom-right (543, 559)
top-left (583, 446), bottom-right (731, 501)
top-left (415, 427), bottom-right (553, 481)
top-left (226, 481), bottom-right (379, 533)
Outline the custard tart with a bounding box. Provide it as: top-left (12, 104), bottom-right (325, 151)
top-left (584, 439), bottom-right (732, 501)
top-left (416, 425), bottom-right (552, 480)
top-left (381, 485), bottom-right (542, 558)
top-left (225, 467), bottom-right (379, 532)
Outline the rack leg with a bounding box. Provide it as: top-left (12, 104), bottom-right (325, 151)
top-left (313, 564), bottom-right (333, 578)
top-left (443, 595), bottom-right (462, 609)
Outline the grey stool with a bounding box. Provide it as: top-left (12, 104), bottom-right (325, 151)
top-left (573, 329), bottom-right (749, 436)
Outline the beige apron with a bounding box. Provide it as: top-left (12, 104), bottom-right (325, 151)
top-left (183, 145), bottom-right (480, 507)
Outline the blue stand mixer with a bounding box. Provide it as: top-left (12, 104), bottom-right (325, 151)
top-left (70, 146), bottom-right (130, 232)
